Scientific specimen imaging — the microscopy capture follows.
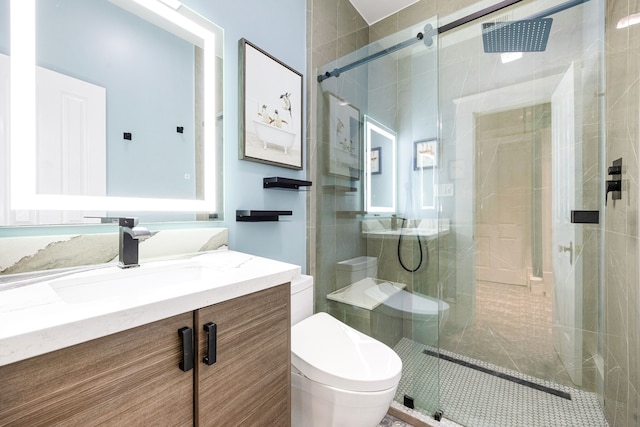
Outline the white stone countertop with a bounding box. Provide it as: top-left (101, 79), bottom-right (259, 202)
top-left (0, 248), bottom-right (301, 367)
top-left (360, 218), bottom-right (451, 240)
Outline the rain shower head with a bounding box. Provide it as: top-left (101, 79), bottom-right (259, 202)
top-left (482, 17), bottom-right (553, 53)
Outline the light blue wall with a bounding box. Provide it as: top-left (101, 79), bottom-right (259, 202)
top-left (180, 0), bottom-right (308, 271)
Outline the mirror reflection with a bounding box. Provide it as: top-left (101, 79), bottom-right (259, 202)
top-left (365, 116), bottom-right (396, 213)
top-left (415, 138), bottom-right (437, 210)
top-left (1, 0), bottom-right (223, 226)
top-left (36, 0), bottom-right (197, 200)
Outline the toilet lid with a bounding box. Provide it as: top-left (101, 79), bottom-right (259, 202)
top-left (291, 312), bottom-right (402, 392)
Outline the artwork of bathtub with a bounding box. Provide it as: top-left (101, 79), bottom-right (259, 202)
top-left (253, 119), bottom-right (297, 154)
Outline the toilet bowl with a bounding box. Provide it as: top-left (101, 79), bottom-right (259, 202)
top-left (374, 283), bottom-right (450, 346)
top-left (290, 276), bottom-right (402, 427)
top-left (291, 312), bottom-right (402, 427)
top-left (332, 255), bottom-right (450, 346)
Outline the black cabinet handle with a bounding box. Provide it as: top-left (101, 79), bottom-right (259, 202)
top-left (203, 322), bottom-right (217, 366)
top-left (178, 327), bottom-right (194, 372)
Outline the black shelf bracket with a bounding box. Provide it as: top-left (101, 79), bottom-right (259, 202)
top-left (236, 210), bottom-right (293, 222)
top-left (263, 177), bottom-right (312, 190)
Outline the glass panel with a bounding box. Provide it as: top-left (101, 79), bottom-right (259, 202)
top-left (316, 15), bottom-right (441, 417)
top-left (437, 0), bottom-right (606, 425)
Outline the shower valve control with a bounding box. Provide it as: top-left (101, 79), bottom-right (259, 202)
top-left (605, 158), bottom-right (622, 206)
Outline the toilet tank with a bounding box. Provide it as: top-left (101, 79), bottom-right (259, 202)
top-left (291, 275), bottom-right (314, 325)
top-left (336, 256), bottom-right (377, 288)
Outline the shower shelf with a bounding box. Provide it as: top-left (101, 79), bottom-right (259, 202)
top-left (263, 177), bottom-right (312, 190)
top-left (235, 210), bottom-right (293, 222)
top-left (323, 185), bottom-right (357, 193)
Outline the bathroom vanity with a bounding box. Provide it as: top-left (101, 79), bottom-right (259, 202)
top-left (0, 250), bottom-right (298, 426)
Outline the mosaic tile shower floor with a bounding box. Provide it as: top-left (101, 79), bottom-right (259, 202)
top-left (393, 338), bottom-right (608, 427)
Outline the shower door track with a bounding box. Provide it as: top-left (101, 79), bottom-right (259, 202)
top-left (317, 0), bottom-right (591, 82)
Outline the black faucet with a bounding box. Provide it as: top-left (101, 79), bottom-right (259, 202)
top-left (118, 217), bottom-right (151, 268)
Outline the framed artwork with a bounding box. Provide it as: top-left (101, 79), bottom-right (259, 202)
top-left (414, 138), bottom-right (438, 170)
top-left (239, 38), bottom-right (303, 169)
top-left (370, 147), bottom-right (381, 175)
top-left (327, 93), bottom-right (361, 179)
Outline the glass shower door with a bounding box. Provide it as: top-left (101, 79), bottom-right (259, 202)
top-left (436, 0), bottom-right (605, 425)
top-left (315, 14), bottom-right (442, 419)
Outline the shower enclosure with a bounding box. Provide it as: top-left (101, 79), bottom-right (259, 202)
top-left (314, 0), bottom-right (606, 425)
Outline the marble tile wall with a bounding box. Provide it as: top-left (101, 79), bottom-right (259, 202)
top-left (0, 227), bottom-right (228, 278)
top-left (306, 0), bottom-right (370, 313)
top-left (605, 1), bottom-right (640, 425)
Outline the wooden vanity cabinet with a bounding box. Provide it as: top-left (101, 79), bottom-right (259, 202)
top-left (0, 312), bottom-right (194, 426)
top-left (194, 283), bottom-right (291, 427)
top-left (0, 283), bottom-right (291, 427)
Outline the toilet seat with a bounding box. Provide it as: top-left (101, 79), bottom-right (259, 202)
top-left (291, 312), bottom-right (402, 393)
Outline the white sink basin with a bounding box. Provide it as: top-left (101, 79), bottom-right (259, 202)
top-left (49, 263), bottom-right (213, 304)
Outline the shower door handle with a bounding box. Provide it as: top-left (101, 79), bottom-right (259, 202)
top-left (558, 241), bottom-right (573, 265)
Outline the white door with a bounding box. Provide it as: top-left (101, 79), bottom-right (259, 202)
top-left (476, 132), bottom-right (533, 286)
top-left (36, 66), bottom-right (107, 224)
top-left (551, 63), bottom-right (583, 386)
top-left (0, 53), bottom-right (107, 225)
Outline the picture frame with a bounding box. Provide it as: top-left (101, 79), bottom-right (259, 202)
top-left (327, 93), bottom-right (361, 179)
top-left (414, 138), bottom-right (438, 170)
top-left (370, 147), bottom-right (381, 175)
top-left (239, 38), bottom-right (303, 169)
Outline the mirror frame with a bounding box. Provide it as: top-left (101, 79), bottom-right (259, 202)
top-left (364, 116), bottom-right (396, 213)
top-left (9, 0), bottom-right (218, 212)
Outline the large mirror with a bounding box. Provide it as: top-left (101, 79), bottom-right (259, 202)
top-left (2, 0), bottom-right (223, 225)
top-left (365, 116), bottom-right (396, 213)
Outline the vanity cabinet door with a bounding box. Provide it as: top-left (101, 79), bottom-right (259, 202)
top-left (195, 283), bottom-right (291, 427)
top-left (0, 312), bottom-right (194, 426)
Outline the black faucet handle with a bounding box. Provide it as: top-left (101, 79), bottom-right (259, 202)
top-left (118, 217), bottom-right (138, 228)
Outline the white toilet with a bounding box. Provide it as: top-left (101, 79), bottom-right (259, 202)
top-left (290, 275), bottom-right (402, 427)
top-left (333, 256), bottom-right (450, 346)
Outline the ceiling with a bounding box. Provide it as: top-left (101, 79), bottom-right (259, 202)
top-left (348, 0), bottom-right (420, 25)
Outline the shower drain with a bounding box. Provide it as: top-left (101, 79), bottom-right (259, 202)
top-left (422, 349), bottom-right (572, 400)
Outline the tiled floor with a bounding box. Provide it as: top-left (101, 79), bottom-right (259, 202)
top-left (391, 281), bottom-right (607, 426)
top-left (439, 281), bottom-right (595, 390)
top-left (394, 338), bottom-right (607, 426)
